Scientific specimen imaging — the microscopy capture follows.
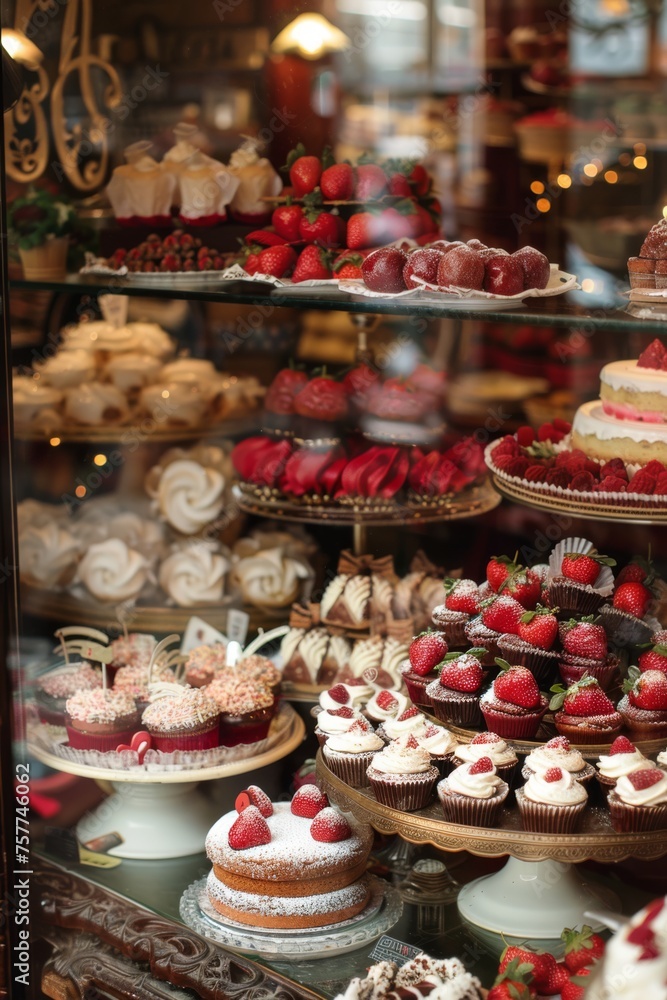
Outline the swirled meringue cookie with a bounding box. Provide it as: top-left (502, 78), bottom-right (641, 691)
top-left (159, 542), bottom-right (229, 606)
top-left (231, 547), bottom-right (311, 609)
top-left (13, 376), bottom-right (63, 426)
top-left (104, 352), bottom-right (162, 392)
top-left (124, 322), bottom-right (175, 360)
top-left (152, 459), bottom-right (225, 535)
top-left (17, 499), bottom-right (69, 533)
top-left (76, 538), bottom-right (152, 603)
top-left (64, 382), bottom-right (130, 425)
top-left (105, 511), bottom-right (166, 560)
top-left (139, 381), bottom-right (207, 428)
top-left (19, 522), bottom-right (80, 590)
top-left (34, 348), bottom-right (96, 388)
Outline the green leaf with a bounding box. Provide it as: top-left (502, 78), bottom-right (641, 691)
top-left (321, 145), bottom-right (335, 170)
top-left (494, 657), bottom-right (513, 672)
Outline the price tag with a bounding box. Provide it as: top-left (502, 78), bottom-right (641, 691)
top-left (181, 616), bottom-right (227, 654)
top-left (226, 609), bottom-right (249, 646)
top-left (98, 293), bottom-right (129, 328)
top-left (368, 935), bottom-right (421, 964)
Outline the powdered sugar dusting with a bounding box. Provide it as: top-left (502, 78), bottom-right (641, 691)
top-left (206, 869), bottom-right (368, 918)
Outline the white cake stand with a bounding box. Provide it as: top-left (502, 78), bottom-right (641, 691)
top-left (29, 705), bottom-right (305, 860)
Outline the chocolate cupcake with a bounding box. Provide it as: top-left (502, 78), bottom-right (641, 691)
top-left (550, 676), bottom-right (623, 746)
top-left (424, 651), bottom-right (484, 727)
top-left (366, 737), bottom-right (439, 812)
top-left (322, 724), bottom-right (384, 787)
top-left (596, 736), bottom-right (659, 796)
top-left (36, 663), bottom-right (102, 726)
top-left (598, 605), bottom-right (654, 647)
top-left (516, 767), bottom-right (588, 833)
top-left (452, 732), bottom-right (519, 787)
top-left (185, 643), bottom-right (227, 688)
top-left (558, 653), bottom-right (619, 692)
top-left (608, 769), bottom-right (667, 832)
top-left (416, 723), bottom-right (459, 777)
top-left (314, 706), bottom-right (368, 747)
top-left (479, 662), bottom-right (549, 740)
top-left (464, 617), bottom-right (501, 665)
top-left (496, 634), bottom-right (559, 686)
top-left (547, 576), bottom-right (606, 616)
top-left (522, 736), bottom-right (596, 789)
top-left (617, 668), bottom-right (667, 740)
top-left (66, 688), bottom-right (140, 752)
top-left (431, 578), bottom-right (481, 647)
top-left (431, 605), bottom-right (470, 647)
top-left (438, 757), bottom-right (509, 827)
top-left (400, 660), bottom-right (438, 709)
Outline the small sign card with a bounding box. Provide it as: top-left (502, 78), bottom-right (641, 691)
top-left (368, 935), bottom-right (421, 964)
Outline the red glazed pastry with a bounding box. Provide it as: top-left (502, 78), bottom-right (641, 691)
top-left (232, 436), bottom-right (293, 488)
top-left (336, 446), bottom-right (409, 499)
top-left (281, 445), bottom-right (346, 497)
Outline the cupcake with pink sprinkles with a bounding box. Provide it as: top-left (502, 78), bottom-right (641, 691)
top-left (65, 688), bottom-right (140, 751)
top-left (141, 688), bottom-right (220, 752)
top-left (36, 662), bottom-right (103, 726)
top-left (185, 643), bottom-right (227, 688)
top-left (207, 675), bottom-right (275, 747)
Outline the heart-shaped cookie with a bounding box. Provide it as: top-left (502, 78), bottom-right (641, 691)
top-left (116, 730), bottom-right (152, 764)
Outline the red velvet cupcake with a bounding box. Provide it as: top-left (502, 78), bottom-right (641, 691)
top-left (36, 663), bottom-right (102, 726)
top-left (549, 676), bottom-right (623, 746)
top-left (141, 688), bottom-right (220, 752)
top-left (185, 643), bottom-right (227, 688)
top-left (65, 688), bottom-right (140, 752)
top-left (617, 668), bottom-right (667, 740)
top-left (425, 650), bottom-right (485, 726)
top-left (207, 676), bottom-right (275, 747)
top-left (400, 630), bottom-right (448, 708)
top-left (479, 660), bottom-right (549, 739)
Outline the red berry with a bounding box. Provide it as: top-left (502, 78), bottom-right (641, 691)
top-left (561, 550), bottom-right (614, 586)
top-left (228, 805), bottom-right (271, 850)
top-left (396, 707), bottom-right (420, 721)
top-left (470, 731), bottom-right (503, 745)
top-left (516, 425), bottom-right (536, 447)
top-left (609, 735), bottom-right (636, 755)
top-left (544, 736), bottom-right (571, 751)
top-left (561, 925), bottom-right (606, 973)
top-left (637, 338), bottom-right (667, 370)
top-left (405, 733), bottom-right (420, 749)
top-left (439, 652), bottom-right (484, 693)
top-left (375, 690), bottom-right (398, 711)
top-left (481, 595), bottom-right (525, 634)
top-left (444, 578), bottom-right (481, 615)
top-left (553, 676), bottom-right (615, 717)
top-left (486, 554), bottom-right (519, 592)
top-left (469, 756), bottom-right (494, 774)
top-left (234, 785), bottom-right (273, 817)
top-left (628, 669), bottom-right (667, 710)
top-left (560, 618), bottom-right (607, 660)
top-left (326, 684), bottom-right (350, 705)
top-left (638, 642), bottom-right (667, 676)
top-left (310, 806), bottom-right (351, 843)
top-left (518, 607), bottom-right (558, 649)
top-left (291, 784), bottom-right (329, 818)
top-left (494, 662), bottom-right (541, 709)
top-left (501, 568), bottom-right (541, 609)
top-left (613, 581), bottom-right (652, 618)
top-left (408, 631), bottom-right (448, 675)
top-left (544, 767), bottom-right (564, 782)
top-left (330, 706), bottom-right (355, 718)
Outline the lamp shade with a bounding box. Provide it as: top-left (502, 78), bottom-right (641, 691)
top-left (270, 13), bottom-right (350, 60)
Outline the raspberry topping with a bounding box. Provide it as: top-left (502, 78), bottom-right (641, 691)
top-left (405, 733), bottom-right (419, 749)
top-left (310, 807), bottom-right (351, 843)
top-left (376, 690), bottom-right (398, 710)
top-left (228, 805), bottom-right (271, 850)
top-left (609, 735), bottom-right (636, 755)
top-left (469, 756), bottom-right (494, 774)
top-left (397, 707), bottom-right (420, 721)
top-left (327, 684), bottom-right (350, 705)
top-left (330, 706), bottom-right (355, 718)
top-left (544, 767), bottom-right (564, 782)
top-left (629, 769), bottom-right (664, 790)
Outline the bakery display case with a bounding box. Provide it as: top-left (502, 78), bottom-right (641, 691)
top-left (3, 1), bottom-right (667, 998)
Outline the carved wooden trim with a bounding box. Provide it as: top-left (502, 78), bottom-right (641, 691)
top-left (34, 859), bottom-right (323, 1000)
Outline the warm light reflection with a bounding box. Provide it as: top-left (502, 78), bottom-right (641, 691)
top-left (663, 206), bottom-right (667, 219)
top-left (583, 163), bottom-right (598, 177)
top-left (1, 28), bottom-right (42, 69)
top-left (557, 174), bottom-right (571, 189)
top-left (161, 390), bottom-right (170, 399)
top-left (93, 454), bottom-right (107, 466)
top-left (634, 155), bottom-right (648, 169)
top-left (582, 279), bottom-right (595, 292)
top-left (530, 181), bottom-right (545, 195)
top-left (49, 437), bottom-right (61, 447)
top-left (634, 142), bottom-right (647, 154)
top-left (536, 198), bottom-right (550, 213)
top-left (75, 486), bottom-right (86, 498)
top-left (619, 153), bottom-right (631, 166)
top-left (271, 13), bottom-right (350, 59)
top-left (604, 170), bottom-right (618, 184)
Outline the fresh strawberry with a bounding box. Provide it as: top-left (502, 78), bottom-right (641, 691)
top-left (325, 684), bottom-right (350, 705)
top-left (242, 250), bottom-right (262, 275)
top-left (625, 668), bottom-right (667, 710)
top-left (310, 806), bottom-right (351, 842)
top-left (616, 550), bottom-right (654, 587)
top-left (481, 595), bottom-right (525, 634)
top-left (388, 172), bottom-right (411, 196)
top-left (292, 244), bottom-right (334, 283)
top-left (561, 549), bottom-right (615, 586)
top-left (501, 568), bottom-right (542, 609)
top-left (637, 338), bottom-right (667, 369)
top-left (228, 805), bottom-right (271, 850)
top-left (469, 756), bottom-right (494, 774)
top-left (361, 247), bottom-right (408, 293)
top-left (245, 229), bottom-right (288, 247)
top-left (408, 631), bottom-right (448, 675)
top-left (235, 785), bottom-right (273, 817)
top-left (613, 581), bottom-right (652, 618)
top-left (330, 706), bottom-right (355, 718)
top-left (488, 957), bottom-right (536, 1000)
top-left (560, 969), bottom-right (591, 1000)
top-left (494, 660), bottom-right (542, 708)
top-left (256, 244), bottom-right (297, 278)
top-left (559, 617), bottom-right (607, 660)
top-left (562, 925), bottom-right (606, 972)
top-left (320, 162), bottom-right (355, 200)
top-left (286, 144), bottom-right (321, 196)
top-left (375, 690), bottom-right (399, 711)
top-left (409, 163), bottom-right (431, 196)
top-left (499, 947), bottom-right (565, 996)
top-left (293, 375), bottom-right (347, 421)
top-left (608, 735), bottom-right (636, 754)
top-left (396, 707), bottom-right (420, 721)
top-left (346, 211), bottom-right (385, 250)
top-left (516, 425), bottom-right (536, 447)
top-left (469, 731), bottom-right (503, 746)
top-left (487, 554), bottom-right (519, 592)
top-left (291, 784), bottom-right (329, 818)
top-left (549, 676), bottom-right (615, 715)
top-left (272, 201), bottom-right (304, 241)
top-left (629, 768), bottom-right (665, 790)
top-left (518, 607), bottom-right (558, 650)
top-left (332, 251), bottom-right (366, 279)
top-left (299, 203), bottom-right (344, 247)
top-left (638, 641), bottom-right (667, 675)
top-left (443, 578), bottom-right (481, 615)
top-left (264, 367), bottom-right (308, 415)
top-left (354, 163), bottom-right (387, 200)
top-left (439, 651), bottom-right (485, 692)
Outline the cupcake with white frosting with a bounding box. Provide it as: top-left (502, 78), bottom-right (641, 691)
top-left (416, 723), bottom-right (459, 777)
top-left (379, 707), bottom-right (429, 743)
top-left (658, 747), bottom-right (667, 771)
top-left (319, 682), bottom-right (372, 712)
top-left (453, 731), bottom-right (519, 787)
top-left (365, 688), bottom-right (408, 724)
top-left (438, 757), bottom-right (509, 827)
top-left (596, 735), bottom-right (658, 795)
top-left (35, 348), bottom-right (96, 388)
top-left (366, 734), bottom-right (439, 811)
top-left (522, 735), bottom-right (595, 788)
top-left (323, 721), bottom-right (385, 787)
top-left (516, 766), bottom-right (588, 833)
top-left (315, 706), bottom-right (369, 748)
top-left (608, 768), bottom-right (667, 832)
top-left (64, 382), bottom-right (130, 425)
top-left (104, 352), bottom-right (161, 393)
top-left (13, 376), bottom-right (63, 427)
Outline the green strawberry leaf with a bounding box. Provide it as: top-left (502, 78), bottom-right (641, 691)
top-left (494, 658), bottom-right (513, 673)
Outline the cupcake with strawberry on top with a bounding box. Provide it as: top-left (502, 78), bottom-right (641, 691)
top-left (479, 660), bottom-right (549, 739)
top-left (522, 735), bottom-right (596, 788)
top-left (618, 667), bottom-right (667, 740)
top-left (465, 594), bottom-right (525, 666)
top-left (431, 577), bottom-right (481, 647)
top-left (497, 604), bottom-right (560, 686)
top-left (315, 705), bottom-right (369, 748)
top-left (400, 630), bottom-right (448, 708)
top-left (547, 542), bottom-right (615, 616)
top-left (415, 722), bottom-right (459, 777)
top-left (380, 705), bottom-right (429, 742)
top-left (364, 687), bottom-right (408, 725)
top-left (438, 755), bottom-right (509, 827)
top-left (599, 577), bottom-right (657, 647)
top-left (638, 632), bottom-right (667, 676)
top-left (557, 616), bottom-right (619, 691)
top-left (292, 371), bottom-right (349, 442)
top-left (425, 648), bottom-right (486, 726)
top-left (608, 767), bottom-right (667, 832)
top-left (452, 731), bottom-right (519, 787)
top-left (366, 733), bottom-right (440, 812)
top-left (322, 718), bottom-right (385, 787)
top-left (516, 766), bottom-right (588, 834)
top-left (549, 675), bottom-right (623, 745)
top-left (596, 735), bottom-right (659, 796)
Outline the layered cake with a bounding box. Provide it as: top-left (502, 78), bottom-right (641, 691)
top-left (572, 340), bottom-right (667, 465)
top-left (205, 789), bottom-right (372, 929)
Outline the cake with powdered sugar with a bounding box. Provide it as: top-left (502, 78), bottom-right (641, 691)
top-left (205, 787), bottom-right (373, 929)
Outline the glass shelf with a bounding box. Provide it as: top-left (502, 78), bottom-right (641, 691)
top-left (10, 276), bottom-right (667, 331)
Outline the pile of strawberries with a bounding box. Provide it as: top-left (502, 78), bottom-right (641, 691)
top-left (106, 232), bottom-right (226, 273)
top-left (228, 783), bottom-right (350, 849)
top-left (489, 422), bottom-right (667, 497)
top-left (488, 927), bottom-right (605, 999)
top-left (236, 145), bottom-right (442, 283)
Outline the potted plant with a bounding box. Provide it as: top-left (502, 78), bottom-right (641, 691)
top-left (8, 186), bottom-right (78, 280)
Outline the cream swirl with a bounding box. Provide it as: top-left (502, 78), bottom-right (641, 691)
top-left (456, 735), bottom-right (517, 767)
top-left (19, 522), bottom-right (80, 589)
top-left (383, 712), bottom-right (428, 740)
top-left (369, 741), bottom-right (432, 775)
top-left (658, 749), bottom-right (667, 768)
top-left (104, 352), bottom-right (161, 392)
top-left (344, 682), bottom-right (374, 705)
top-left (159, 542), bottom-right (228, 606)
top-left (523, 769), bottom-right (588, 806)
top-left (77, 539), bottom-right (151, 602)
top-left (319, 575), bottom-right (347, 619)
top-left (316, 709), bottom-right (364, 736)
top-left (525, 744), bottom-right (586, 774)
top-left (343, 576), bottom-right (372, 623)
top-left (154, 459), bottom-right (225, 535)
top-left (417, 726), bottom-right (458, 756)
top-left (447, 761), bottom-right (504, 799)
top-left (365, 689), bottom-right (408, 721)
top-left (125, 323), bottom-right (174, 360)
top-left (597, 749), bottom-right (656, 780)
top-left (231, 547), bottom-right (310, 609)
top-left (35, 348), bottom-right (96, 387)
top-left (325, 730), bottom-right (384, 754)
top-left (319, 686), bottom-right (353, 711)
top-left (614, 770), bottom-right (667, 806)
